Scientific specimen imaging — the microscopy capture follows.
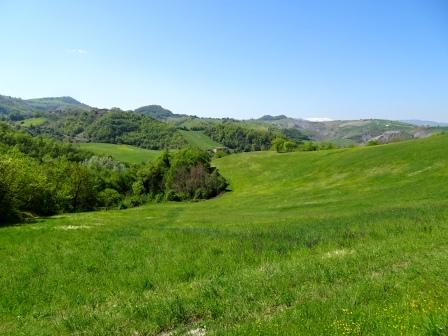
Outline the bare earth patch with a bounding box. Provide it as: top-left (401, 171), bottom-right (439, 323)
top-left (186, 328), bottom-right (206, 336)
top-left (157, 327), bottom-right (206, 336)
top-left (324, 249), bottom-right (355, 259)
top-left (57, 225), bottom-right (92, 230)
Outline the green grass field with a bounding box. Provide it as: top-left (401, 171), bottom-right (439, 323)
top-left (78, 143), bottom-right (161, 164)
top-left (179, 130), bottom-right (223, 150)
top-left (17, 117), bottom-right (47, 127)
top-left (2, 134), bottom-right (448, 335)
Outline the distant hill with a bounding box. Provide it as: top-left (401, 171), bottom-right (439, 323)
top-left (255, 117), bottom-right (422, 145)
top-left (0, 95), bottom-right (33, 119)
top-left (0, 94), bottom-right (90, 120)
top-left (258, 115), bottom-right (288, 121)
top-left (0, 93), bottom-right (443, 148)
top-left (26, 96), bottom-right (91, 112)
top-left (135, 105), bottom-right (186, 120)
top-left (401, 120), bottom-right (448, 127)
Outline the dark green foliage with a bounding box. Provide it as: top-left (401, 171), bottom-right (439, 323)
top-left (0, 123), bottom-right (127, 222)
top-left (280, 128), bottom-right (310, 142)
top-left (0, 123), bottom-right (91, 162)
top-left (204, 123), bottom-right (273, 152)
top-left (203, 123), bottom-right (310, 152)
top-left (0, 152), bottom-right (101, 222)
top-left (98, 188), bottom-right (122, 208)
top-left (138, 150), bottom-right (171, 197)
top-left (35, 108), bottom-right (103, 138)
top-left (55, 109), bottom-right (187, 149)
top-left (86, 110), bottom-right (186, 149)
top-left (137, 148), bottom-right (228, 201)
top-left (89, 110), bottom-right (186, 149)
top-left (296, 141), bottom-right (338, 151)
top-left (7, 102), bottom-right (187, 150)
top-left (367, 140), bottom-right (380, 146)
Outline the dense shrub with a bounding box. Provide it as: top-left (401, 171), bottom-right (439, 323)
top-left (98, 188), bottom-right (122, 208)
top-left (272, 136), bottom-right (338, 153)
top-left (0, 123), bottom-right (124, 223)
top-left (204, 123), bottom-right (309, 153)
top-left (272, 137), bottom-right (298, 153)
top-left (137, 147), bottom-right (228, 201)
top-left (204, 123), bottom-right (273, 152)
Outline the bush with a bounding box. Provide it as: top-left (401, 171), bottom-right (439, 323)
top-left (272, 137), bottom-right (298, 153)
top-left (367, 140), bottom-right (380, 146)
top-left (137, 147), bottom-right (228, 201)
top-left (98, 188), bottom-right (122, 208)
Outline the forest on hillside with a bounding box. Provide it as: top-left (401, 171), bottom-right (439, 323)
top-left (0, 123), bottom-right (227, 223)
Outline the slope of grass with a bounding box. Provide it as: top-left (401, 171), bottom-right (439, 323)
top-left (1, 134), bottom-right (448, 335)
top-left (179, 130), bottom-right (223, 150)
top-left (17, 117), bottom-right (47, 127)
top-left (78, 142), bottom-right (161, 164)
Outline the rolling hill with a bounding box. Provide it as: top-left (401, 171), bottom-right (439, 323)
top-left (1, 134), bottom-right (447, 334)
top-left (25, 96), bottom-right (91, 112)
top-left (0, 94), bottom-right (90, 120)
top-left (255, 115), bottom-right (422, 145)
top-left (0, 94), bottom-right (444, 148)
top-left (402, 119), bottom-right (448, 127)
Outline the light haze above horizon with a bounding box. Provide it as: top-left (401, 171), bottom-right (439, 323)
top-left (1, 0), bottom-right (447, 122)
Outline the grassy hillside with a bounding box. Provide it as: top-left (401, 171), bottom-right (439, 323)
top-left (78, 143), bottom-right (161, 164)
top-left (1, 135), bottom-right (448, 335)
top-left (179, 130), bottom-right (223, 150)
top-left (17, 117), bottom-right (47, 127)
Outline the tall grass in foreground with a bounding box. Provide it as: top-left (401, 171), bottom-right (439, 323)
top-left (1, 134), bottom-right (448, 335)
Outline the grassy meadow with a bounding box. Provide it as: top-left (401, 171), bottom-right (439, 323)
top-left (17, 117), bottom-right (47, 127)
top-left (1, 134), bottom-right (448, 335)
top-left (179, 130), bottom-right (223, 150)
top-left (77, 143), bottom-right (161, 164)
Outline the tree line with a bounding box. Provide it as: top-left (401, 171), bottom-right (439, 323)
top-left (0, 123), bottom-right (227, 224)
top-left (203, 122), bottom-right (311, 152)
top-left (271, 136), bottom-right (338, 153)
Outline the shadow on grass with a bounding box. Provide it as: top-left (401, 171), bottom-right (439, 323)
top-left (0, 214), bottom-right (71, 228)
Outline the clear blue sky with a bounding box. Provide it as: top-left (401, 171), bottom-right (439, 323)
top-left (1, 0), bottom-right (447, 121)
